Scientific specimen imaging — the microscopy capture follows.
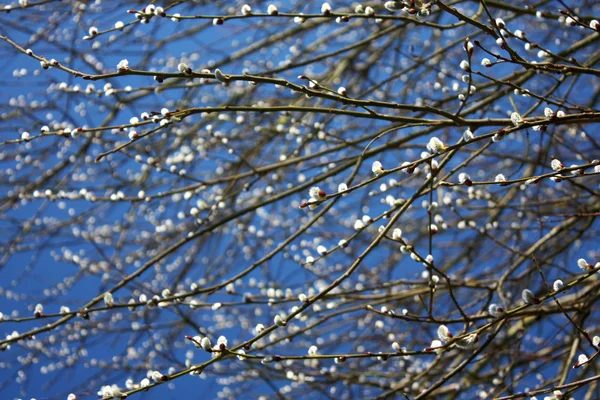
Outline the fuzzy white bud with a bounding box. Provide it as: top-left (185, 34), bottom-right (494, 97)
top-left (384, 2), bottom-right (401, 12)
top-left (214, 68), bottom-right (228, 82)
top-left (510, 112), bottom-right (523, 126)
top-left (201, 337), bottom-right (212, 351)
top-left (178, 62), bottom-right (191, 74)
top-left (371, 160), bottom-right (384, 175)
top-left (488, 303), bottom-right (504, 317)
top-left (151, 370), bottom-right (166, 382)
top-left (522, 289), bottom-right (538, 305)
top-left (463, 129), bottom-right (474, 141)
top-left (437, 325), bottom-right (452, 341)
top-left (553, 280), bottom-right (564, 291)
top-left (103, 292), bottom-right (114, 307)
top-left (426, 137), bottom-right (446, 154)
top-left (241, 4), bottom-right (252, 15)
top-left (551, 159), bottom-right (563, 171)
top-left (577, 258), bottom-right (591, 271)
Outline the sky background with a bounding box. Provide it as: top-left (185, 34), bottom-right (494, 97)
top-left (0, 0), bottom-right (599, 399)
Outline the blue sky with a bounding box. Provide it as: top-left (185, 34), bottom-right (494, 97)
top-left (1, 1), bottom-right (599, 399)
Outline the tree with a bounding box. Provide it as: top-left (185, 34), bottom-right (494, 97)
top-left (1, 0), bottom-right (599, 398)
